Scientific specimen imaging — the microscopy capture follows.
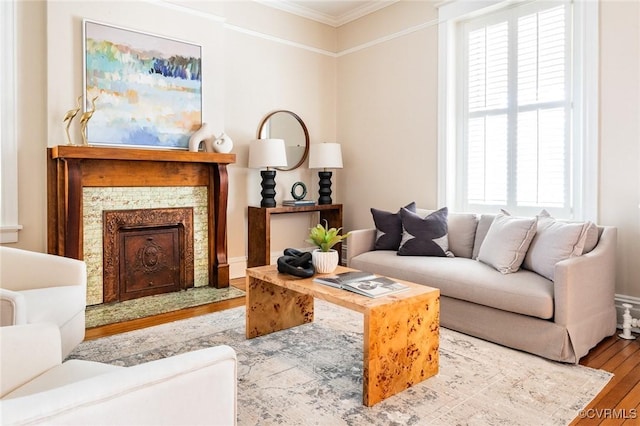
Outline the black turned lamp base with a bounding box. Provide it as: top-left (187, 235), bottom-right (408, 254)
top-left (260, 170), bottom-right (277, 208)
top-left (317, 170), bottom-right (333, 205)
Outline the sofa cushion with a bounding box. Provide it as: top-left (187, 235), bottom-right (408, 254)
top-left (350, 251), bottom-right (554, 319)
top-left (477, 213), bottom-right (537, 274)
top-left (447, 213), bottom-right (479, 259)
top-left (472, 214), bottom-right (497, 259)
top-left (370, 202), bottom-right (416, 251)
top-left (583, 222), bottom-right (600, 254)
top-left (398, 207), bottom-right (452, 257)
top-left (523, 210), bottom-right (596, 281)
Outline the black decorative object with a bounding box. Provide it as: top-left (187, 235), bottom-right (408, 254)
top-left (277, 248), bottom-right (315, 278)
top-left (317, 171), bottom-right (333, 205)
top-left (291, 181), bottom-right (307, 201)
top-left (260, 170), bottom-right (277, 207)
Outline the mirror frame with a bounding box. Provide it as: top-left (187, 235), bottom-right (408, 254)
top-left (257, 110), bottom-right (310, 171)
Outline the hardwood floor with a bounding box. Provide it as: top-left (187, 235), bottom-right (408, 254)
top-left (85, 278), bottom-right (639, 424)
top-left (571, 333), bottom-right (640, 425)
top-left (84, 277), bottom-right (247, 340)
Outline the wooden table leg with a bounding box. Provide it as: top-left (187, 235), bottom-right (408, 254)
top-left (245, 275), bottom-right (314, 339)
top-left (363, 293), bottom-right (440, 406)
top-left (247, 207), bottom-right (270, 268)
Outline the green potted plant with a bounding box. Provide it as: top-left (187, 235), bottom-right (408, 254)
top-left (307, 220), bottom-right (350, 273)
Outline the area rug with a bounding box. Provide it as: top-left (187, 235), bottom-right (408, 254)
top-left (85, 286), bottom-right (245, 328)
top-left (70, 300), bottom-right (612, 425)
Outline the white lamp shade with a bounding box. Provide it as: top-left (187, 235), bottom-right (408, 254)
top-left (308, 143), bottom-right (343, 169)
top-left (248, 139), bottom-right (288, 169)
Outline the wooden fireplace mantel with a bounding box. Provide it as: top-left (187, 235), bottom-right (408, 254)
top-left (47, 145), bottom-right (236, 288)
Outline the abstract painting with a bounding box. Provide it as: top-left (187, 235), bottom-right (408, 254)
top-left (83, 20), bottom-right (202, 149)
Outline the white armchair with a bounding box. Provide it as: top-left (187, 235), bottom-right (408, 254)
top-left (0, 246), bottom-right (87, 357)
top-left (0, 323), bottom-right (238, 425)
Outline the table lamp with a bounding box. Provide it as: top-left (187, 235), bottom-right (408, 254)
top-left (249, 139), bottom-right (288, 207)
top-left (308, 142), bottom-right (343, 205)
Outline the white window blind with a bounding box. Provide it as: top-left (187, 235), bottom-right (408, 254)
top-left (460, 2), bottom-right (572, 217)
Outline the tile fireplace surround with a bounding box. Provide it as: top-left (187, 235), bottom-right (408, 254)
top-left (47, 146), bottom-right (236, 303)
top-left (83, 187), bottom-right (207, 305)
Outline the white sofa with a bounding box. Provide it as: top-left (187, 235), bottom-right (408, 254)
top-left (0, 323), bottom-right (238, 425)
top-left (347, 209), bottom-right (617, 363)
top-left (0, 246), bottom-right (86, 358)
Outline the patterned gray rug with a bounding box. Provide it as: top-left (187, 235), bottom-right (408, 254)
top-left (70, 301), bottom-right (611, 425)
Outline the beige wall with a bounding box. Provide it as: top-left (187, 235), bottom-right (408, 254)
top-left (337, 1), bottom-right (439, 232)
top-left (10, 0), bottom-right (640, 300)
top-left (15, 0), bottom-right (48, 251)
top-left (599, 0), bottom-right (640, 298)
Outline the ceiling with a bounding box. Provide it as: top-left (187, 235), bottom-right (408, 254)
top-left (258, 0), bottom-right (398, 27)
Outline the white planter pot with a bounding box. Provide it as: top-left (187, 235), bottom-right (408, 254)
top-left (312, 249), bottom-right (339, 274)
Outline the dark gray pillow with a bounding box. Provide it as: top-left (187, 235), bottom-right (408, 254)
top-left (370, 202), bottom-right (416, 250)
top-left (398, 207), bottom-right (452, 257)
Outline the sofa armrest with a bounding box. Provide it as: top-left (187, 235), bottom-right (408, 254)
top-left (1, 345), bottom-right (238, 426)
top-left (0, 247), bottom-right (87, 292)
top-left (0, 324), bottom-right (62, 398)
top-left (346, 228), bottom-right (377, 267)
top-left (554, 226), bottom-right (617, 329)
top-left (0, 289), bottom-right (26, 326)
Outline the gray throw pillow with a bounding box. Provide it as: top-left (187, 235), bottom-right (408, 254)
top-left (371, 202), bottom-right (416, 250)
top-left (397, 207), bottom-right (453, 257)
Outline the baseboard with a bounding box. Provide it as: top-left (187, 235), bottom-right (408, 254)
top-left (229, 256), bottom-right (247, 279)
top-left (615, 294), bottom-right (640, 333)
top-left (228, 246), bottom-right (317, 279)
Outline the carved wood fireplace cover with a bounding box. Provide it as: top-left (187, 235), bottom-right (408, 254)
top-left (103, 207), bottom-right (194, 303)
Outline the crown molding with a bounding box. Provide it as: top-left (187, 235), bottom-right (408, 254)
top-left (144, 0), bottom-right (227, 22)
top-left (255, 0), bottom-right (399, 27)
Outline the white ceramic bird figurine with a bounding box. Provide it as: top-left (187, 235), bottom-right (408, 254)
top-left (80, 95), bottom-right (99, 146)
top-left (63, 95), bottom-right (82, 145)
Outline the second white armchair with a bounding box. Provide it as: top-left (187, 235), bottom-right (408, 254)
top-left (0, 323), bottom-right (238, 425)
top-left (0, 246), bottom-right (87, 357)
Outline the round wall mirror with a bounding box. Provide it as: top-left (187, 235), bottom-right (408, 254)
top-left (257, 110), bottom-right (309, 171)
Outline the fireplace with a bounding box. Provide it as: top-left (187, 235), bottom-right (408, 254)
top-left (103, 207), bottom-right (194, 303)
top-left (47, 146), bottom-right (235, 303)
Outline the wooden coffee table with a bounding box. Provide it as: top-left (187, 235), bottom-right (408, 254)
top-left (245, 265), bottom-right (440, 406)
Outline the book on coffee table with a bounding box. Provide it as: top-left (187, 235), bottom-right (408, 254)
top-left (341, 276), bottom-right (410, 298)
top-left (314, 272), bottom-right (409, 298)
top-left (313, 270), bottom-right (377, 288)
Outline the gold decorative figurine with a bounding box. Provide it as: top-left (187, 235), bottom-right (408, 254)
top-left (80, 95), bottom-right (99, 146)
top-left (62, 95), bottom-right (82, 145)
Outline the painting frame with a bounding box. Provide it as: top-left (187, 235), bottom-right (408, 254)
top-left (82, 19), bottom-right (202, 150)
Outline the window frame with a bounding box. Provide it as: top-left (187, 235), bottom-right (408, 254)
top-left (437, 0), bottom-right (599, 221)
top-left (0, 0), bottom-right (22, 243)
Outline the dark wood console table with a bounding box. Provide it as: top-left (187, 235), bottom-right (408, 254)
top-left (247, 204), bottom-right (343, 268)
top-left (47, 145), bottom-right (235, 288)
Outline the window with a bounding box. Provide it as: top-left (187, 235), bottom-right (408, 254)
top-left (438, 0), bottom-right (598, 220)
